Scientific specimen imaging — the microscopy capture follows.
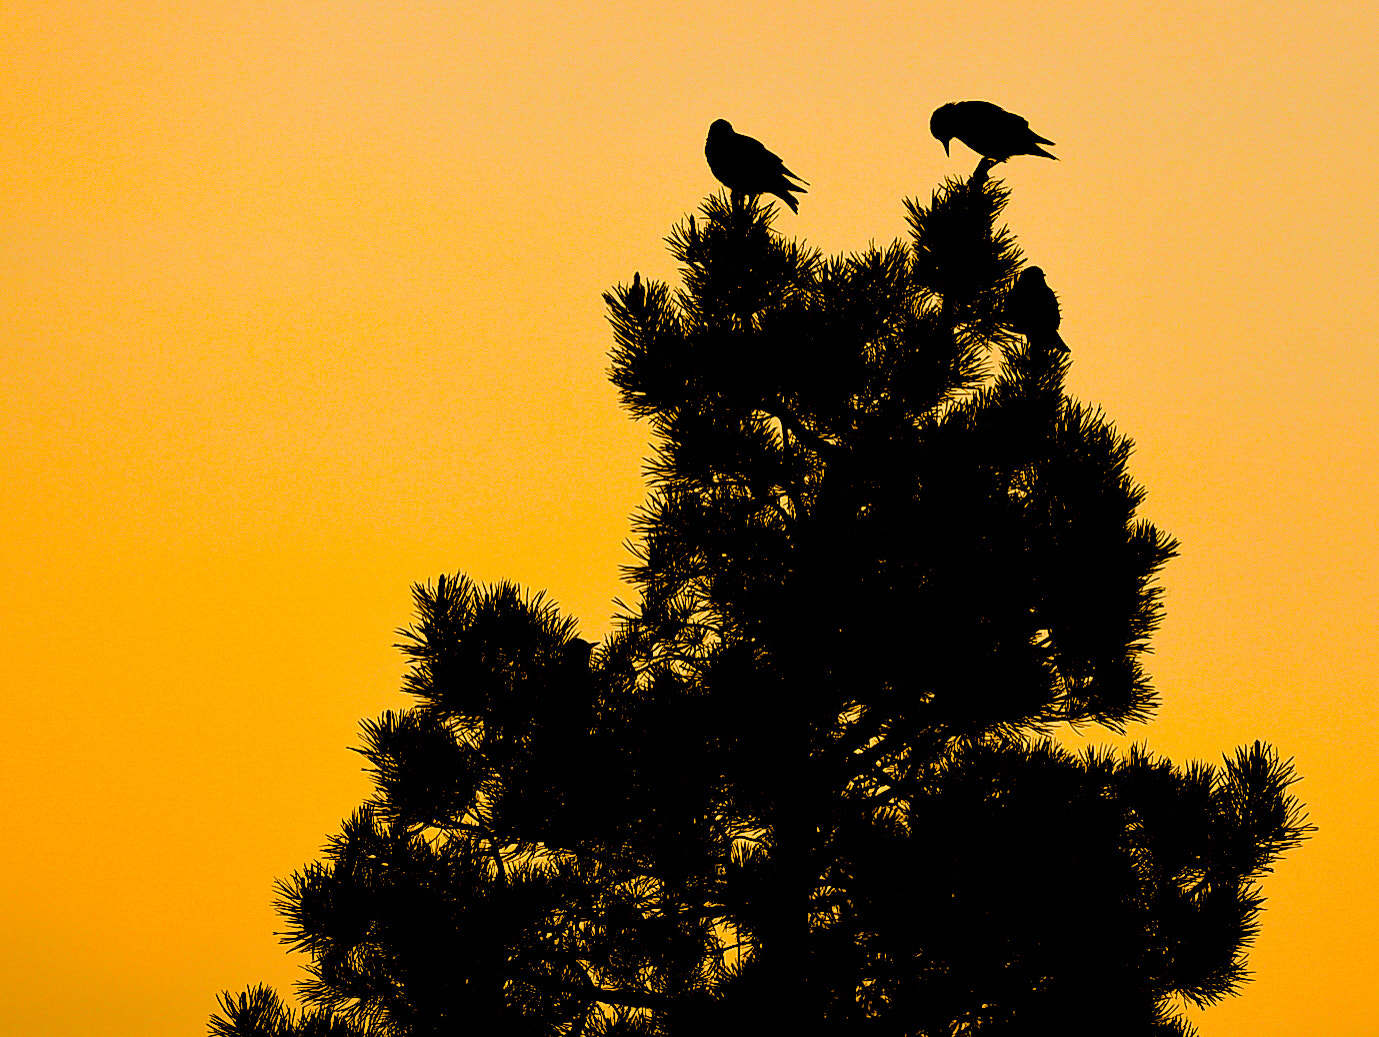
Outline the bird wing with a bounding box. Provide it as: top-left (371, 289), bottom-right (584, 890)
top-left (736, 133), bottom-right (806, 185)
top-left (995, 106), bottom-right (1033, 133)
top-left (999, 107), bottom-right (1055, 146)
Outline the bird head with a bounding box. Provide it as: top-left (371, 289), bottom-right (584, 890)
top-left (708, 119), bottom-right (733, 140)
top-left (929, 104), bottom-right (955, 155)
top-left (1020, 266), bottom-right (1046, 284)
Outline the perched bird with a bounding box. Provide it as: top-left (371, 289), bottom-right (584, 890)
top-left (1004, 267), bottom-right (1068, 353)
top-left (627, 271), bottom-right (645, 314)
top-left (562, 637), bottom-right (595, 672)
top-left (930, 101), bottom-right (1057, 163)
top-left (705, 119), bottom-right (808, 213)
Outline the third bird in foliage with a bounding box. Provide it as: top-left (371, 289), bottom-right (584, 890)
top-left (705, 119), bottom-right (808, 213)
top-left (1005, 266), bottom-right (1068, 353)
top-left (930, 101), bottom-right (1057, 163)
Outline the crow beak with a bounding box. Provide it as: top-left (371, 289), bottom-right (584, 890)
top-left (943, 140), bottom-right (951, 156)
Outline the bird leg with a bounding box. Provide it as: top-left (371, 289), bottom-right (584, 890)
top-left (970, 157), bottom-right (998, 185)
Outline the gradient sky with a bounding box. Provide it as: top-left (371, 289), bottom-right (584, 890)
top-left (3, 3), bottom-right (1376, 1035)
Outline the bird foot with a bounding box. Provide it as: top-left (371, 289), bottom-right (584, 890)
top-left (970, 157), bottom-right (998, 185)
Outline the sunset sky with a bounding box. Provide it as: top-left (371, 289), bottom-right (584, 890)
top-left (3, 3), bottom-right (1376, 1034)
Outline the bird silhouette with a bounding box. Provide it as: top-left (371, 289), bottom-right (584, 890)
top-left (627, 272), bottom-right (645, 314)
top-left (930, 101), bottom-right (1057, 164)
top-left (705, 119), bottom-right (808, 213)
top-left (1004, 267), bottom-right (1068, 353)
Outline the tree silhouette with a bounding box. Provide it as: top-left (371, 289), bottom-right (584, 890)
top-left (211, 176), bottom-right (1309, 1037)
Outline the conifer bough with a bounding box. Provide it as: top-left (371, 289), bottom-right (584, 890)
top-left (211, 173), bottom-right (1308, 1037)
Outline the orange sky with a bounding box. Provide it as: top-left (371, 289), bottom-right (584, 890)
top-left (3, 3), bottom-right (1376, 1034)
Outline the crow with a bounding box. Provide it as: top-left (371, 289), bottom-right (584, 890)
top-left (1004, 267), bottom-right (1068, 353)
top-left (705, 119), bottom-right (808, 213)
top-left (930, 101), bottom-right (1057, 163)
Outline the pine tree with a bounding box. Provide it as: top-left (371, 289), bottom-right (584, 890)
top-left (211, 179), bottom-right (1310, 1037)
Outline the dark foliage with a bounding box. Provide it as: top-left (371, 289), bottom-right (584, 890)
top-left (212, 177), bottom-right (1309, 1037)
